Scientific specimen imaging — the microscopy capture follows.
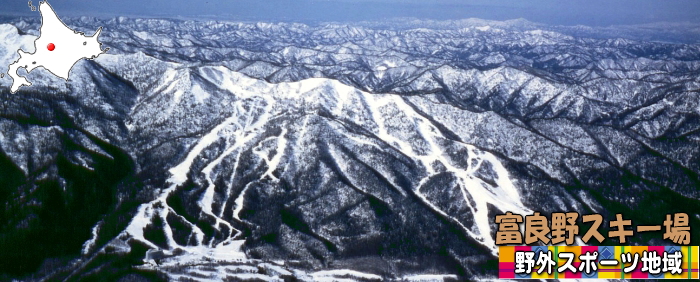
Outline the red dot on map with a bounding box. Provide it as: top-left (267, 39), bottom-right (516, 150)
top-left (47, 43), bottom-right (55, 51)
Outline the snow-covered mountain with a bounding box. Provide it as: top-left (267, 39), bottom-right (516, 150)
top-left (1, 17), bottom-right (699, 280)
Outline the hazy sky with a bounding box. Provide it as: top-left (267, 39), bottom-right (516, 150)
top-left (4, 0), bottom-right (700, 26)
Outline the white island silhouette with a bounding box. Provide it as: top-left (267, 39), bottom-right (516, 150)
top-left (7, 1), bottom-right (108, 93)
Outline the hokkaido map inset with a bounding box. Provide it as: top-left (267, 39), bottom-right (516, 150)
top-left (6, 1), bottom-right (107, 93)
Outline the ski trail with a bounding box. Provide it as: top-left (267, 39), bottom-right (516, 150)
top-left (362, 92), bottom-right (531, 254)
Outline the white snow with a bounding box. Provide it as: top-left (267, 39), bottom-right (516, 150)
top-left (168, 115), bottom-right (241, 186)
top-left (191, 84), bottom-right (210, 103)
top-left (116, 60), bottom-right (533, 271)
top-left (253, 128), bottom-right (289, 181)
top-left (312, 269), bottom-right (383, 281)
top-left (81, 221), bottom-right (102, 255)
